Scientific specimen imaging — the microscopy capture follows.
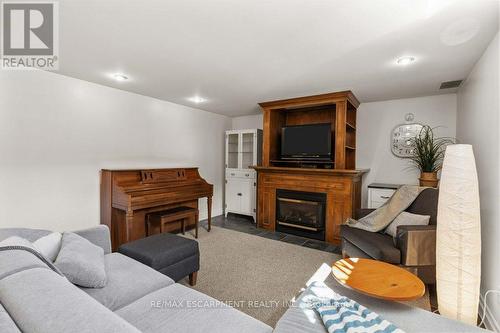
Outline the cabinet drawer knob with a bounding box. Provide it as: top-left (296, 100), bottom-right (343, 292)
top-left (237, 193), bottom-right (242, 196)
top-left (231, 173), bottom-right (235, 176)
top-left (381, 196), bottom-right (391, 199)
top-left (245, 173), bottom-right (250, 177)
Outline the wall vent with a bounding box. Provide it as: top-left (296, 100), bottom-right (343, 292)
top-left (440, 80), bottom-right (463, 89)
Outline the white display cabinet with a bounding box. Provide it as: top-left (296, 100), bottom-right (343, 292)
top-left (225, 129), bottom-right (262, 221)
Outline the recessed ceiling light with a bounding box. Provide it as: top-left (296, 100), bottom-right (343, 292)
top-left (396, 56), bottom-right (416, 66)
top-left (188, 96), bottom-right (207, 103)
top-left (112, 73), bottom-right (128, 82)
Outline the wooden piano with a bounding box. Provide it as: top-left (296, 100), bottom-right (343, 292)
top-left (100, 168), bottom-right (213, 250)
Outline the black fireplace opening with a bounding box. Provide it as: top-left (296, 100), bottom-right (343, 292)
top-left (275, 189), bottom-right (326, 241)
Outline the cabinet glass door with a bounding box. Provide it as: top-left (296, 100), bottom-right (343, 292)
top-left (227, 133), bottom-right (239, 169)
top-left (241, 132), bottom-right (254, 169)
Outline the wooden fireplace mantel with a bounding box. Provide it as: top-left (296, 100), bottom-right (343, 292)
top-left (252, 166), bottom-right (368, 245)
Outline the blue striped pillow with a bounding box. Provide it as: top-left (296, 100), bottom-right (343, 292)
top-left (313, 296), bottom-right (404, 333)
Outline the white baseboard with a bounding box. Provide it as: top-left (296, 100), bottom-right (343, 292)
top-left (480, 293), bottom-right (500, 332)
top-left (199, 208), bottom-right (223, 222)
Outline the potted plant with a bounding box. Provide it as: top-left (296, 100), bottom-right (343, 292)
top-left (409, 125), bottom-right (455, 188)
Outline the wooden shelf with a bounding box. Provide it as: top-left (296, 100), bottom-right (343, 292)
top-left (270, 160), bottom-right (335, 169)
top-left (346, 122), bottom-right (356, 130)
top-left (345, 145), bottom-right (356, 150)
top-left (253, 166), bottom-right (368, 176)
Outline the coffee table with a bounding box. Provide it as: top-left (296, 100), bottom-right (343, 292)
top-left (332, 258), bottom-right (425, 301)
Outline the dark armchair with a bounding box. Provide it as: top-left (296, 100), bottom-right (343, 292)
top-left (340, 188), bottom-right (438, 284)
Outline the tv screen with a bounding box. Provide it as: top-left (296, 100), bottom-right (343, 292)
top-left (281, 123), bottom-right (331, 159)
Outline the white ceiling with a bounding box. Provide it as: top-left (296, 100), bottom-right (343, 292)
top-left (56, 0), bottom-right (499, 116)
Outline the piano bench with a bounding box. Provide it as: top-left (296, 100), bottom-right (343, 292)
top-left (118, 232), bottom-right (200, 285)
top-left (146, 206), bottom-right (199, 238)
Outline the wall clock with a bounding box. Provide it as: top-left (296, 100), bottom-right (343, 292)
top-left (391, 123), bottom-right (423, 158)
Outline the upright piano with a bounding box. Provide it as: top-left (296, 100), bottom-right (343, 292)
top-left (100, 168), bottom-right (213, 250)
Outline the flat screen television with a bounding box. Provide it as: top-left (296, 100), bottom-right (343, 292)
top-left (281, 123), bottom-right (332, 160)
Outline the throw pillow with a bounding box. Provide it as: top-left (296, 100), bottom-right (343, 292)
top-left (33, 232), bottom-right (62, 262)
top-left (54, 232), bottom-right (107, 288)
top-left (385, 211), bottom-right (430, 237)
top-left (0, 236), bottom-right (64, 275)
top-left (314, 298), bottom-right (403, 333)
top-left (308, 281), bottom-right (404, 333)
top-left (0, 236), bottom-right (36, 249)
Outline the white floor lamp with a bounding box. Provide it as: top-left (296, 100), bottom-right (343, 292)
top-left (436, 144), bottom-right (481, 325)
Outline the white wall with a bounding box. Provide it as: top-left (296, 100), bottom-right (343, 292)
top-left (357, 94), bottom-right (457, 206)
top-left (231, 114), bottom-right (263, 130)
top-left (0, 70), bottom-right (231, 232)
top-left (457, 32), bottom-right (500, 332)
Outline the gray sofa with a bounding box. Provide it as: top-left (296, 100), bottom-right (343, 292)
top-left (0, 226), bottom-right (272, 333)
top-left (0, 225), bottom-right (489, 333)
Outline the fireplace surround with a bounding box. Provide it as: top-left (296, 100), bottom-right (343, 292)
top-left (276, 189), bottom-right (326, 241)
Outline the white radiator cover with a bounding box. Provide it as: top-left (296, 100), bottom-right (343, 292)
top-left (436, 144), bottom-right (481, 325)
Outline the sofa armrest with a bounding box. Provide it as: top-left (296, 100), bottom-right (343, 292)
top-left (355, 208), bottom-right (375, 219)
top-left (396, 225), bottom-right (436, 266)
top-left (74, 225), bottom-right (111, 254)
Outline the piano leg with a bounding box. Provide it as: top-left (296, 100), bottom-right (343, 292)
top-left (195, 211), bottom-right (199, 238)
top-left (207, 196), bottom-right (212, 232)
top-left (125, 209), bottom-right (134, 243)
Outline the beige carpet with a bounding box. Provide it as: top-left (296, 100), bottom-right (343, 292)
top-left (180, 226), bottom-right (430, 327)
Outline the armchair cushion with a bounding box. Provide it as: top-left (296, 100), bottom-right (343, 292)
top-left (396, 225), bottom-right (436, 266)
top-left (385, 212), bottom-right (430, 237)
top-left (340, 225), bottom-right (400, 264)
top-left (406, 188), bottom-right (439, 225)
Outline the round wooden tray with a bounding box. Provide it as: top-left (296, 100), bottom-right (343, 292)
top-left (332, 258), bottom-right (425, 301)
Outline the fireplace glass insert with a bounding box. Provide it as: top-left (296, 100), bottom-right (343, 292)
top-left (276, 189), bottom-right (326, 241)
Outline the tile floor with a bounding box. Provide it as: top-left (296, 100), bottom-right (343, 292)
top-left (200, 213), bottom-right (341, 254)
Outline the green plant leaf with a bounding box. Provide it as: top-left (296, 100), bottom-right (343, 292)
top-left (408, 125), bottom-right (455, 172)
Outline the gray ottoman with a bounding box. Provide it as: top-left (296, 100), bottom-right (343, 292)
top-left (118, 232), bottom-right (200, 285)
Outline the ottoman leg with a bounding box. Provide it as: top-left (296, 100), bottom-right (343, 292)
top-left (189, 271), bottom-right (198, 286)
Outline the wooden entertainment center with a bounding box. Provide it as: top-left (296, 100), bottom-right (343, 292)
top-left (253, 91), bottom-right (368, 245)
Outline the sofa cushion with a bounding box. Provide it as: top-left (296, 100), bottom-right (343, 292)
top-left (116, 283), bottom-right (273, 333)
top-left (0, 236), bottom-right (36, 249)
top-left (0, 268), bottom-right (140, 333)
top-left (81, 253), bottom-right (174, 311)
top-left (74, 225), bottom-right (112, 254)
top-left (0, 242), bottom-right (51, 280)
top-left (54, 232), bottom-right (107, 288)
top-left (0, 228), bottom-right (51, 243)
top-left (340, 225), bottom-right (400, 264)
top-left (0, 303), bottom-right (21, 333)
